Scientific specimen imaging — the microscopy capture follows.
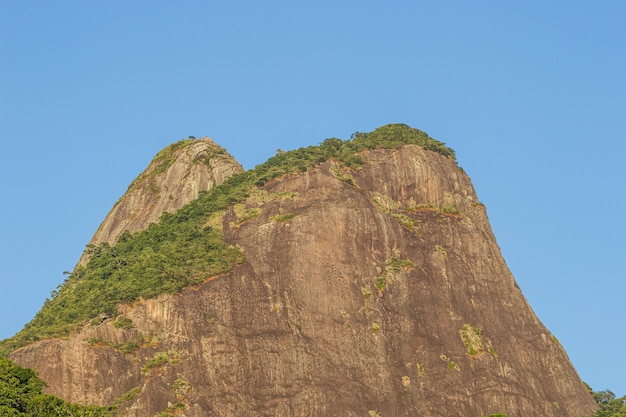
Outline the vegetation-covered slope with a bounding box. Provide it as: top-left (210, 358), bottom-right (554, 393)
top-left (1, 124), bottom-right (455, 353)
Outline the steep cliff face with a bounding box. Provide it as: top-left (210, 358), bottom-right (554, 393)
top-left (10, 140), bottom-right (597, 417)
top-left (78, 137), bottom-right (243, 265)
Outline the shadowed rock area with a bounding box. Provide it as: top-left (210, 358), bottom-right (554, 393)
top-left (10, 130), bottom-right (597, 417)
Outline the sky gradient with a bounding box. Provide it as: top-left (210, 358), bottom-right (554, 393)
top-left (1, 1), bottom-right (624, 395)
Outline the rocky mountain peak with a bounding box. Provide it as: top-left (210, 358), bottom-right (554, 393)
top-left (7, 126), bottom-right (598, 416)
top-left (78, 137), bottom-right (243, 265)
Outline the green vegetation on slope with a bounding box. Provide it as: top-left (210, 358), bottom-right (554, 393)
top-left (0, 357), bottom-right (113, 416)
top-left (351, 123), bottom-right (455, 160)
top-left (1, 124), bottom-right (455, 353)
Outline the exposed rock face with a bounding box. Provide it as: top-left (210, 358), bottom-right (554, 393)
top-left (78, 137), bottom-right (243, 265)
top-left (11, 144), bottom-right (597, 417)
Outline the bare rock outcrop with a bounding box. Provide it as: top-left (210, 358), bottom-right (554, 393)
top-left (11, 144), bottom-right (597, 417)
top-left (78, 137), bottom-right (243, 265)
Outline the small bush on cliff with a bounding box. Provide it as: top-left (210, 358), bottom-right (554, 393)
top-left (2, 124), bottom-right (456, 351)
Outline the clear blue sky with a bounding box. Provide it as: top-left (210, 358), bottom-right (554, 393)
top-left (1, 1), bottom-right (624, 395)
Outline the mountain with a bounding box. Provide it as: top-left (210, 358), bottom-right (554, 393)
top-left (6, 125), bottom-right (597, 416)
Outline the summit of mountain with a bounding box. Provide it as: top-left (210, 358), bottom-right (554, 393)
top-left (6, 125), bottom-right (597, 417)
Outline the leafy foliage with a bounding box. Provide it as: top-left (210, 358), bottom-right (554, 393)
top-left (1, 124), bottom-right (455, 352)
top-left (0, 357), bottom-right (113, 416)
top-left (587, 383), bottom-right (626, 417)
